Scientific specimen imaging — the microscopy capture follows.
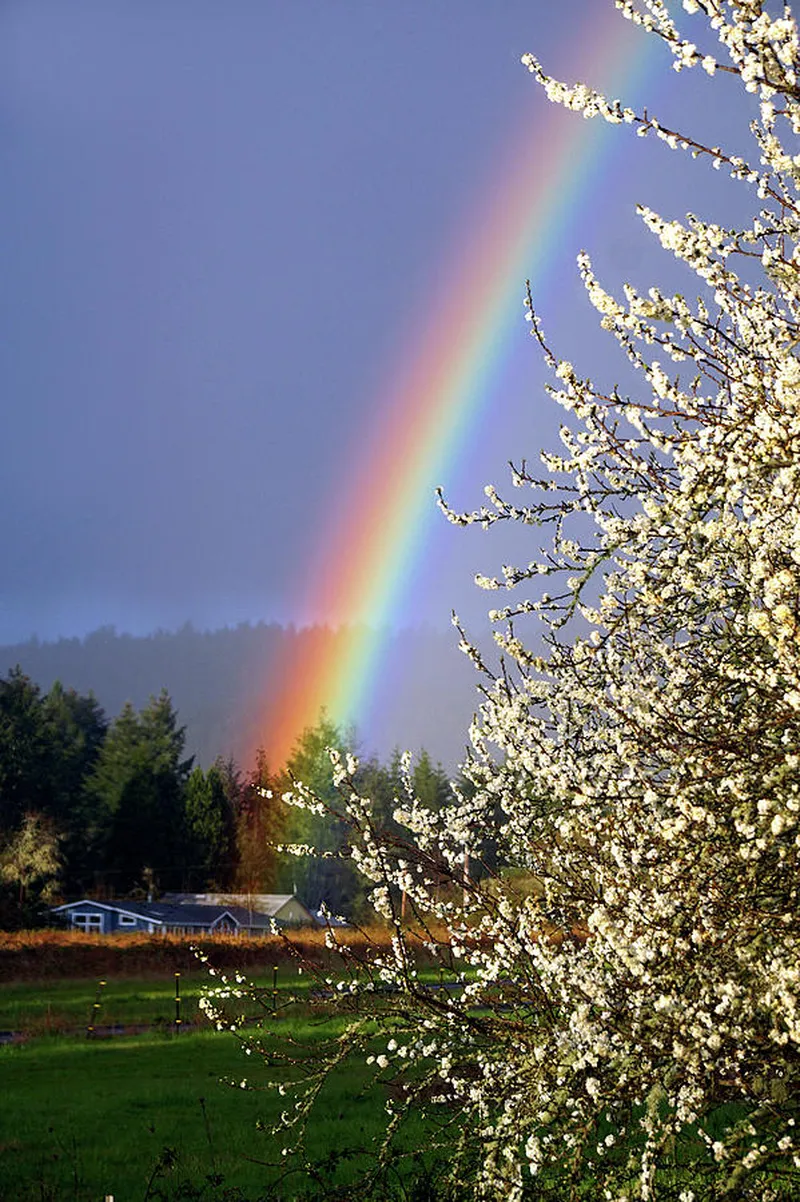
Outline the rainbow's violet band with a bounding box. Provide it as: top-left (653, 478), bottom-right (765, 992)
top-left (259, 8), bottom-right (658, 768)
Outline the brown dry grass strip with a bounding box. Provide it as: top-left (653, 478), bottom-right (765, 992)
top-left (0, 924), bottom-right (441, 982)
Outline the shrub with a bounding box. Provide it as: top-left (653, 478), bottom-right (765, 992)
top-left (213, 5), bottom-right (800, 1198)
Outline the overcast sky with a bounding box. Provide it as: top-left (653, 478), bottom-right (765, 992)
top-left (1, 1), bottom-right (754, 647)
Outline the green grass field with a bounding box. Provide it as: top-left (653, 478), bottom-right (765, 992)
top-left (0, 1025), bottom-right (440, 1201)
top-left (0, 970), bottom-right (286, 1037)
top-left (0, 962), bottom-right (461, 1038)
top-left (0, 972), bottom-right (441, 1202)
top-left (5, 966), bottom-right (782, 1201)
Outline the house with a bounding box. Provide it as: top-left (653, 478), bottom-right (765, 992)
top-left (161, 892), bottom-right (317, 927)
top-left (51, 898), bottom-right (282, 936)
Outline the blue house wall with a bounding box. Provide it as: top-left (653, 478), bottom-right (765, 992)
top-left (54, 901), bottom-right (157, 934)
top-left (51, 898), bottom-right (278, 936)
top-left (105, 908), bottom-right (155, 934)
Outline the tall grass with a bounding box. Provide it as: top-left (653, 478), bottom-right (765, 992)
top-left (0, 924), bottom-right (433, 982)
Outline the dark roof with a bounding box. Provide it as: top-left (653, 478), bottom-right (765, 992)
top-left (162, 892), bottom-right (314, 919)
top-left (52, 899), bottom-right (275, 928)
top-left (159, 903), bottom-right (274, 928)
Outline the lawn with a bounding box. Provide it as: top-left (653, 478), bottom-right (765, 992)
top-left (0, 969), bottom-right (285, 1037)
top-left (2, 969), bottom-right (791, 1201)
top-left (0, 1021), bottom-right (440, 1201)
top-left (0, 966), bottom-right (446, 1202)
top-left (0, 958), bottom-right (466, 1038)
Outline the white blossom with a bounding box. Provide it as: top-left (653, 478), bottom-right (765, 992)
top-left (212, 4), bottom-right (800, 1198)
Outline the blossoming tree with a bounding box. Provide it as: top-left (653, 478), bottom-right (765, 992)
top-left (205, 3), bottom-right (800, 1198)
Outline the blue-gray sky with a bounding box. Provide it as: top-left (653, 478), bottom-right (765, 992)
top-left (1, 1), bottom-right (753, 646)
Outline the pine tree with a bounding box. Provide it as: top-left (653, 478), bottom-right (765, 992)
top-left (0, 668), bottom-right (51, 829)
top-left (233, 749), bottom-right (281, 894)
top-left (276, 716), bottom-right (361, 914)
top-left (184, 762), bottom-right (236, 889)
top-left (88, 692), bottom-right (192, 893)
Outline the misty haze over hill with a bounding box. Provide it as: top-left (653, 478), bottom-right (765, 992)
top-left (0, 623), bottom-right (481, 773)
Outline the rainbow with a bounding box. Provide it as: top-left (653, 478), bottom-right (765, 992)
top-left (259, 7), bottom-right (656, 768)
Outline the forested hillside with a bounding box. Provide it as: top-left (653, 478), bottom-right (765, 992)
top-left (0, 621), bottom-right (477, 770)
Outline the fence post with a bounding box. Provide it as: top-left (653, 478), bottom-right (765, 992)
top-left (175, 971), bottom-right (181, 1032)
top-left (87, 980), bottom-right (106, 1038)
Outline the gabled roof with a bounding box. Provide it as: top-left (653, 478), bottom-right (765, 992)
top-left (161, 903), bottom-right (272, 928)
top-left (51, 899), bottom-right (169, 925)
top-left (51, 898), bottom-right (275, 928)
top-left (162, 892), bottom-right (313, 918)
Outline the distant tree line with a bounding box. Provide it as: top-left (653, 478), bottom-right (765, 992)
top-left (0, 621), bottom-right (476, 770)
top-left (0, 666), bottom-right (455, 928)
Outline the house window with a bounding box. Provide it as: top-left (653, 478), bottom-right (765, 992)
top-left (72, 913), bottom-right (103, 932)
top-left (118, 915), bottom-right (136, 927)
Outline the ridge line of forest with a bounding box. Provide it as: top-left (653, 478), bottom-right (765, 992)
top-left (0, 620), bottom-right (478, 771)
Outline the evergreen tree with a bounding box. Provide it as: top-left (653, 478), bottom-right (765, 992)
top-left (139, 689), bottom-right (194, 779)
top-left (276, 716), bottom-right (361, 915)
top-left (234, 749), bottom-right (282, 894)
top-left (40, 681), bottom-right (107, 890)
top-left (40, 681), bottom-right (107, 821)
top-left (409, 749), bottom-right (453, 812)
top-left (88, 691), bottom-right (192, 893)
top-left (0, 668), bottom-right (51, 829)
top-left (0, 670), bottom-right (108, 899)
top-left (184, 761), bottom-right (236, 889)
top-left (353, 749), bottom-right (456, 921)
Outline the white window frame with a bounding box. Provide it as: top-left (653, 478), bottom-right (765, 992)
top-left (72, 912), bottom-right (103, 932)
top-left (118, 914), bottom-right (137, 927)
